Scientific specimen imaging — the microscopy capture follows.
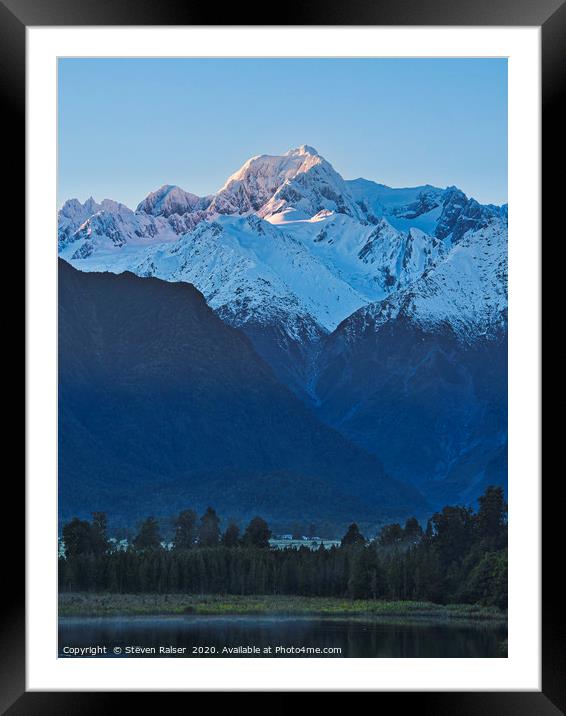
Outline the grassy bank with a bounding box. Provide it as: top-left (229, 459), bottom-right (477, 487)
top-left (59, 593), bottom-right (506, 622)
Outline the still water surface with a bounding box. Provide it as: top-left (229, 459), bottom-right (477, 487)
top-left (59, 615), bottom-right (506, 658)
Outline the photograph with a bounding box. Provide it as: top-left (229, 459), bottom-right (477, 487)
top-left (55, 56), bottom-right (509, 659)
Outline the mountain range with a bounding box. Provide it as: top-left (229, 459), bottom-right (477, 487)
top-left (58, 144), bottom-right (508, 525)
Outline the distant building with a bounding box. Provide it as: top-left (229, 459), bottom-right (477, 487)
top-left (108, 537), bottom-right (129, 552)
top-left (269, 537), bottom-right (341, 551)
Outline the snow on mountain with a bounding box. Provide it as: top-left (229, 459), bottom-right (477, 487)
top-left (135, 184), bottom-right (211, 234)
top-left (434, 188), bottom-right (507, 245)
top-left (347, 178), bottom-right (505, 244)
top-left (339, 217), bottom-right (508, 343)
top-left (58, 197), bottom-right (131, 248)
top-left (277, 213), bottom-right (448, 302)
top-left (347, 178), bottom-right (446, 228)
top-left (58, 202), bottom-right (179, 260)
top-left (136, 184), bottom-right (206, 217)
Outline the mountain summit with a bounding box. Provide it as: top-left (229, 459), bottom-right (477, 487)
top-left (207, 144), bottom-right (362, 221)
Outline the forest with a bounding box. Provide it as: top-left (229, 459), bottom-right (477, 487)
top-left (58, 486), bottom-right (507, 609)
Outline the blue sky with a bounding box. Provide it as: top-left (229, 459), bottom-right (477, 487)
top-left (58, 58), bottom-right (507, 208)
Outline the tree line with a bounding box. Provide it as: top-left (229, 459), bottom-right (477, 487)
top-left (59, 486), bottom-right (507, 608)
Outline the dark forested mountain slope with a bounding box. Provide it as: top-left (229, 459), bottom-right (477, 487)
top-left (315, 315), bottom-right (507, 508)
top-left (59, 260), bottom-right (424, 526)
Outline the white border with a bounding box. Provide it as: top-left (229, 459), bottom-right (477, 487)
top-left (27, 27), bottom-right (541, 691)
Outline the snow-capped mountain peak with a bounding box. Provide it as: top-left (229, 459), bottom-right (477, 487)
top-left (208, 145), bottom-right (364, 222)
top-left (58, 196), bottom-right (134, 249)
top-left (285, 144), bottom-right (319, 157)
top-left (136, 184), bottom-right (206, 217)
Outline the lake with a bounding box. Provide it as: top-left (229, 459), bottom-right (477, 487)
top-left (59, 615), bottom-right (506, 658)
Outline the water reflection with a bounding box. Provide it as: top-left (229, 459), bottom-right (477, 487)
top-left (59, 615), bottom-right (506, 658)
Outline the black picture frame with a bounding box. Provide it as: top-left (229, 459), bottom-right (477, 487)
top-left (9, 0), bottom-right (557, 709)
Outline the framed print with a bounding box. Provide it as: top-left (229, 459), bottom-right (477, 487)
top-left (10, 0), bottom-right (557, 709)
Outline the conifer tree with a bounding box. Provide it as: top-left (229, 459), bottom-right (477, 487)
top-left (62, 517), bottom-right (94, 558)
top-left (133, 517), bottom-right (162, 551)
top-left (91, 512), bottom-right (109, 557)
top-left (243, 516), bottom-right (271, 548)
top-left (173, 509), bottom-right (198, 550)
top-left (222, 521), bottom-right (241, 547)
top-left (199, 507), bottom-right (221, 547)
top-left (341, 523), bottom-right (366, 547)
top-left (477, 486), bottom-right (507, 548)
